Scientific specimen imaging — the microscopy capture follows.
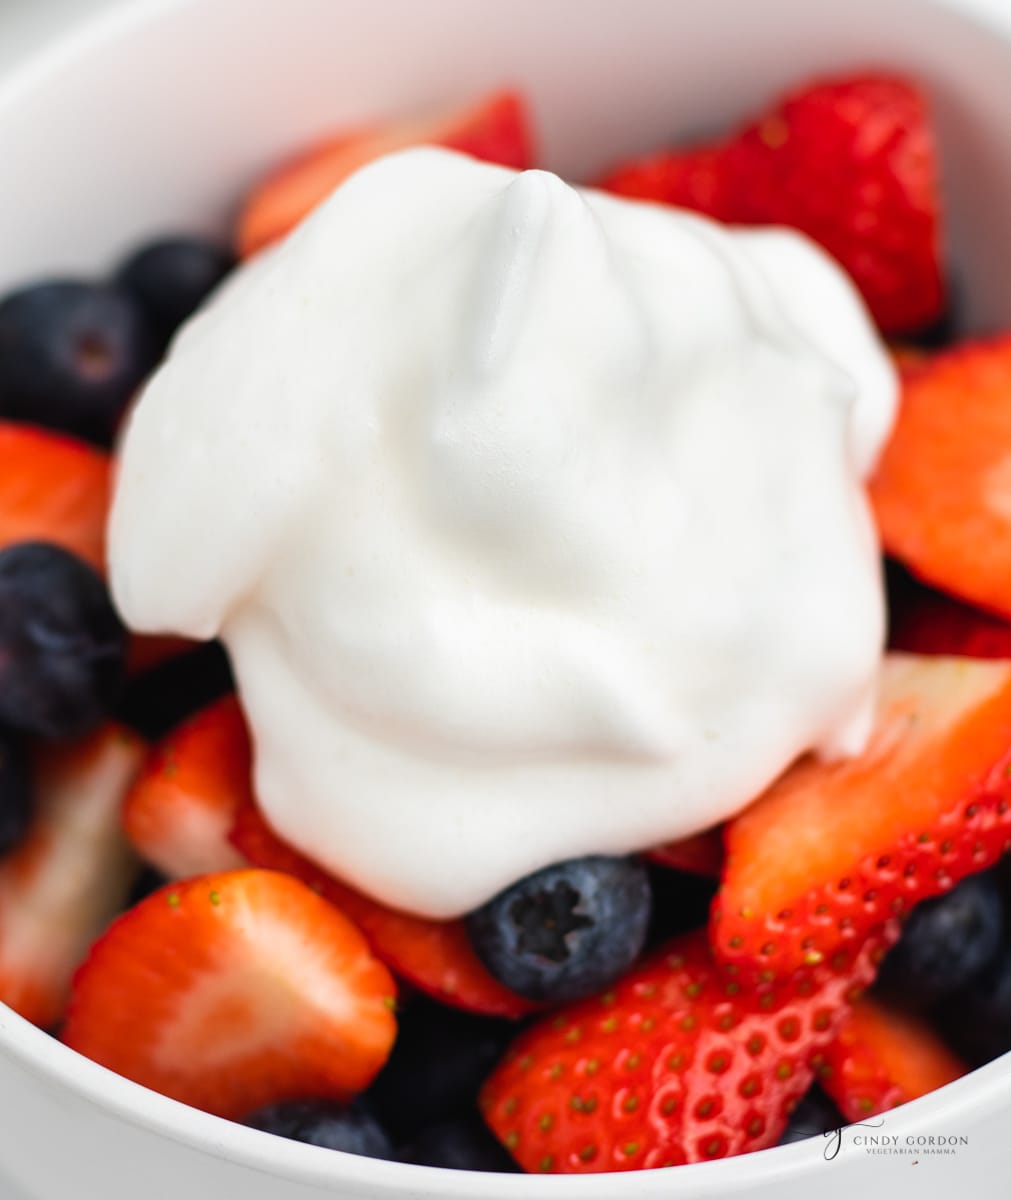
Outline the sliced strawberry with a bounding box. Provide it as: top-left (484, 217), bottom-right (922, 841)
top-left (0, 421), bottom-right (111, 572)
top-left (596, 74), bottom-right (943, 335)
top-left (139, 693), bottom-right (531, 1017)
top-left (232, 801), bottom-right (535, 1020)
top-left (645, 827), bottom-right (724, 878)
top-left (889, 578), bottom-right (1011, 659)
top-left (62, 869), bottom-right (397, 1118)
top-left (122, 696), bottom-right (249, 878)
top-left (481, 929), bottom-right (883, 1172)
top-left (237, 90), bottom-right (534, 257)
top-left (712, 654), bottom-right (1011, 980)
top-left (871, 337), bottom-right (1011, 621)
top-left (817, 996), bottom-right (967, 1120)
top-left (0, 725), bottom-right (144, 1029)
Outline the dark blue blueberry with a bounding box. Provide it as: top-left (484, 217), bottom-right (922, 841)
top-left (398, 1115), bottom-right (519, 1172)
top-left (779, 1085), bottom-right (846, 1145)
top-left (935, 940), bottom-right (1011, 1067)
top-left (874, 871), bottom-right (1003, 1009)
top-left (243, 1099), bottom-right (393, 1160)
top-left (0, 732), bottom-right (31, 857)
top-left (117, 237), bottom-right (234, 347)
top-left (365, 995), bottom-right (516, 1141)
top-left (0, 281), bottom-right (157, 446)
top-left (0, 541), bottom-right (127, 739)
top-left (115, 640), bottom-right (234, 740)
top-left (465, 855), bottom-right (652, 1003)
top-left (645, 861), bottom-right (718, 947)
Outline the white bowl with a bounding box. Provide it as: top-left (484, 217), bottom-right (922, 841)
top-left (2, 0), bottom-right (1011, 1196)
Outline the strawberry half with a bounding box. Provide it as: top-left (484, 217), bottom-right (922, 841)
top-left (0, 725), bottom-right (144, 1029)
top-left (122, 695), bottom-right (249, 878)
top-left (61, 869), bottom-right (397, 1119)
top-left (712, 654), bottom-right (1011, 980)
top-left (237, 89), bottom-right (534, 257)
top-left (817, 995), bottom-right (966, 1121)
top-left (481, 929), bottom-right (883, 1173)
top-left (232, 801), bottom-right (536, 1020)
top-left (597, 73), bottom-right (943, 335)
top-left (0, 421), bottom-right (111, 572)
top-left (871, 337), bottom-right (1011, 621)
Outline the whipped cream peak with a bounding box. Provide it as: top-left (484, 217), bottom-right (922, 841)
top-left (109, 147), bottom-right (897, 918)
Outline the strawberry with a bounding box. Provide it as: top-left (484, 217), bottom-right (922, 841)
top-left (597, 74), bottom-right (943, 335)
top-left (889, 578), bottom-right (1011, 659)
top-left (0, 421), bottom-right (111, 572)
top-left (0, 725), bottom-right (144, 1029)
top-left (712, 654), bottom-right (1011, 980)
top-left (122, 695), bottom-right (249, 878)
top-left (232, 800), bottom-right (536, 1020)
top-left (61, 869), bottom-right (397, 1119)
top-left (816, 995), bottom-right (966, 1121)
top-left (645, 828), bottom-right (724, 878)
top-left (871, 337), bottom-right (1011, 621)
top-left (481, 929), bottom-right (883, 1173)
top-left (237, 90), bottom-right (534, 257)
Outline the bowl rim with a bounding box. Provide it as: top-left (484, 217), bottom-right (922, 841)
top-left (2, 0), bottom-right (1011, 1192)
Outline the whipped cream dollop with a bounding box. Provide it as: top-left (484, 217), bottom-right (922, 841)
top-left (109, 148), bottom-right (896, 919)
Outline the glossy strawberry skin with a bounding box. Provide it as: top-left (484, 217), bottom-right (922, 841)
top-left (481, 930), bottom-right (885, 1173)
top-left (711, 655), bottom-right (1011, 981)
top-left (597, 74), bottom-right (943, 335)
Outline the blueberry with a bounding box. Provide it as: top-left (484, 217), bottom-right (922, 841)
top-left (465, 856), bottom-right (652, 1003)
top-left (936, 941), bottom-right (1011, 1067)
top-left (0, 281), bottom-right (158, 446)
top-left (117, 237), bottom-right (234, 348)
top-left (398, 1115), bottom-right (519, 1172)
top-left (116, 640), bottom-right (234, 740)
top-left (874, 871), bottom-right (1004, 1008)
top-left (0, 542), bottom-right (127, 738)
top-left (366, 995), bottom-right (516, 1141)
top-left (0, 732), bottom-right (31, 857)
top-left (243, 1099), bottom-right (393, 1160)
top-left (779, 1085), bottom-right (846, 1145)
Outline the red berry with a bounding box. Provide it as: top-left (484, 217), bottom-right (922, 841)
top-left (817, 996), bottom-right (966, 1121)
top-left (597, 74), bottom-right (943, 335)
top-left (481, 929), bottom-right (883, 1172)
top-left (712, 654), bottom-right (1011, 980)
top-left (0, 725), bottom-right (145, 1029)
top-left (62, 869), bottom-right (397, 1118)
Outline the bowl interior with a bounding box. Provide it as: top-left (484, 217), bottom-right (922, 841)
top-left (1, 0), bottom-right (1011, 1196)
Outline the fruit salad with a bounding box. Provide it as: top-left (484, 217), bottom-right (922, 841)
top-left (0, 69), bottom-right (1008, 1177)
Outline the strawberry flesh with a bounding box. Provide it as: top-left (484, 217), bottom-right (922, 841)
top-left (817, 995), bottom-right (967, 1120)
top-left (61, 869), bottom-right (397, 1119)
top-left (0, 421), bottom-right (111, 573)
top-left (712, 654), bottom-right (1011, 980)
top-left (871, 337), bottom-right (1011, 621)
top-left (237, 90), bottom-right (534, 257)
top-left (0, 725), bottom-right (144, 1029)
top-left (122, 695), bottom-right (249, 878)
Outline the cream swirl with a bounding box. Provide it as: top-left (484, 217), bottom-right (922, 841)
top-left (109, 148), bottom-right (896, 917)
